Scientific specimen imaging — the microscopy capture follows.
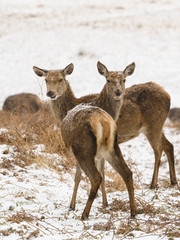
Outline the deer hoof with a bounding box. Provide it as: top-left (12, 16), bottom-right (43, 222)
top-left (69, 207), bottom-right (75, 211)
top-left (81, 213), bottom-right (89, 220)
top-left (171, 179), bottom-right (177, 185)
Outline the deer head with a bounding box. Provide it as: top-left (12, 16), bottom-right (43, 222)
top-left (33, 63), bottom-right (74, 100)
top-left (97, 61), bottom-right (135, 101)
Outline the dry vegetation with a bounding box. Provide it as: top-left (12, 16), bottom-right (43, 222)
top-left (0, 110), bottom-right (179, 239)
top-left (0, 109), bottom-right (76, 174)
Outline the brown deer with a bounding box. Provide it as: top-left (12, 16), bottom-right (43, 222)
top-left (33, 62), bottom-right (137, 219)
top-left (117, 82), bottom-right (177, 189)
top-left (33, 64), bottom-right (97, 123)
top-left (95, 63), bottom-right (176, 189)
top-left (68, 61), bottom-right (135, 210)
top-left (2, 93), bottom-right (42, 115)
top-left (61, 104), bottom-right (136, 220)
top-left (33, 62), bottom-right (177, 191)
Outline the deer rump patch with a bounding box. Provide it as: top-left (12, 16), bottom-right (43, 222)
top-left (89, 111), bottom-right (117, 155)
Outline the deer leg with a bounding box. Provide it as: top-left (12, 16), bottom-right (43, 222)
top-left (107, 141), bottom-right (136, 217)
top-left (161, 133), bottom-right (177, 185)
top-left (81, 163), bottom-right (102, 220)
top-left (145, 132), bottom-right (162, 189)
top-left (72, 138), bottom-right (102, 220)
top-left (69, 162), bottom-right (82, 211)
top-left (74, 155), bottom-right (102, 220)
top-left (150, 149), bottom-right (162, 189)
top-left (95, 157), bottom-right (108, 207)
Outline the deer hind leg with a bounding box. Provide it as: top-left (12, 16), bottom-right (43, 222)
top-left (107, 141), bottom-right (136, 217)
top-left (72, 141), bottom-right (102, 220)
top-left (81, 163), bottom-right (102, 220)
top-left (95, 156), bottom-right (108, 207)
top-left (145, 131), bottom-right (163, 189)
top-left (161, 133), bottom-right (177, 185)
top-left (69, 162), bottom-right (82, 211)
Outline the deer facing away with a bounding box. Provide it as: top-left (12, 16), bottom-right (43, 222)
top-left (61, 103), bottom-right (136, 219)
top-left (33, 62), bottom-right (137, 219)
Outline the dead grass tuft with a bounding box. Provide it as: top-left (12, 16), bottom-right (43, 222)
top-left (105, 166), bottom-right (140, 193)
top-left (8, 210), bottom-right (35, 224)
top-left (0, 109), bottom-right (75, 172)
top-left (165, 120), bottom-right (180, 129)
top-left (106, 171), bottom-right (126, 192)
top-left (26, 229), bottom-right (40, 239)
top-left (109, 199), bottom-right (129, 213)
top-left (93, 221), bottom-right (112, 231)
top-left (0, 158), bottom-right (14, 169)
top-left (0, 227), bottom-right (16, 236)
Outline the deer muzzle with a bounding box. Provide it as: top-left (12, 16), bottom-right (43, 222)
top-left (115, 89), bottom-right (121, 97)
top-left (47, 91), bottom-right (57, 99)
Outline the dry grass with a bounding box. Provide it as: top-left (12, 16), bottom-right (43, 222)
top-left (0, 109), bottom-right (75, 172)
top-left (165, 119), bottom-right (180, 130)
top-left (0, 110), bottom-right (179, 239)
top-left (97, 188), bottom-right (180, 239)
top-left (105, 170), bottom-right (127, 192)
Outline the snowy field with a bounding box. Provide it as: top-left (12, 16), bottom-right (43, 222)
top-left (0, 0), bottom-right (180, 239)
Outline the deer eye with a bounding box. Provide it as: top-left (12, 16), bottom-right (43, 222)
top-left (123, 79), bottom-right (126, 83)
top-left (107, 79), bottom-right (110, 83)
top-left (58, 78), bottom-right (63, 82)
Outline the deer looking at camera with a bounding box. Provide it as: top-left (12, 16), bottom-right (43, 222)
top-left (94, 63), bottom-right (176, 189)
top-left (33, 61), bottom-right (176, 202)
top-left (33, 62), bottom-right (136, 219)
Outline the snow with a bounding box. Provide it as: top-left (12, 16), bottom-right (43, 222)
top-left (0, 0), bottom-right (180, 239)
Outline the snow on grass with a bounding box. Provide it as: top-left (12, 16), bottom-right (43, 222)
top-left (0, 0), bottom-right (180, 239)
top-left (0, 126), bottom-right (179, 239)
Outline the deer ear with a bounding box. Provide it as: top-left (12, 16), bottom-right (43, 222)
top-left (33, 66), bottom-right (48, 77)
top-left (97, 61), bottom-right (109, 77)
top-left (123, 62), bottom-right (135, 78)
top-left (63, 63), bottom-right (74, 76)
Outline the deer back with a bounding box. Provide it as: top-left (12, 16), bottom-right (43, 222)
top-left (61, 104), bottom-right (117, 156)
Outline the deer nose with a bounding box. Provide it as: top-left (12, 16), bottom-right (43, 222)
top-left (47, 91), bottom-right (55, 98)
top-left (115, 89), bottom-right (121, 96)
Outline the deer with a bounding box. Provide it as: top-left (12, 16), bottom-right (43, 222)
top-left (33, 64), bottom-right (97, 123)
top-left (61, 104), bottom-right (136, 220)
top-left (33, 61), bottom-right (177, 203)
top-left (95, 63), bottom-right (176, 190)
top-left (33, 62), bottom-right (137, 219)
top-left (2, 93), bottom-right (42, 115)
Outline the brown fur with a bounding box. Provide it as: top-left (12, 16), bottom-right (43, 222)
top-left (2, 93), bottom-right (42, 115)
top-left (61, 105), bottom-right (136, 220)
top-left (50, 82), bottom-right (98, 123)
top-left (116, 82), bottom-right (177, 189)
top-left (33, 61), bottom-right (177, 216)
top-left (33, 62), bottom-right (137, 219)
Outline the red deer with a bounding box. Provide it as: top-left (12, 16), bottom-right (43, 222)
top-left (2, 93), bottom-right (42, 115)
top-left (33, 61), bottom-right (177, 208)
top-left (33, 62), bottom-right (137, 219)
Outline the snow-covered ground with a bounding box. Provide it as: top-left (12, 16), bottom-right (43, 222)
top-left (0, 127), bottom-right (179, 240)
top-left (0, 0), bottom-right (179, 239)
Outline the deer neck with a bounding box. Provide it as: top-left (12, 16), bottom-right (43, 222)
top-left (91, 86), bottom-right (123, 122)
top-left (51, 81), bottom-right (76, 123)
